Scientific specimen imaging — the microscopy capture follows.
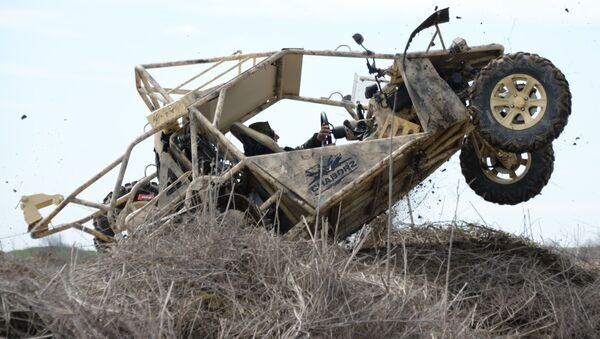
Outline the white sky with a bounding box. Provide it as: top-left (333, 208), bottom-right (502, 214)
top-left (1, 0), bottom-right (599, 250)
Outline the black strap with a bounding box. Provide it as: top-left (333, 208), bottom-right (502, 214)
top-left (402, 8), bottom-right (450, 71)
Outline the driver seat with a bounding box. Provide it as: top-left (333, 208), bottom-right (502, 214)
top-left (230, 122), bottom-right (284, 156)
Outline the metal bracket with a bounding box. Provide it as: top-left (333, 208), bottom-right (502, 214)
top-left (20, 194), bottom-right (64, 231)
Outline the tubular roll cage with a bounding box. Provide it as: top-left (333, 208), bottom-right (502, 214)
top-left (22, 48), bottom-right (403, 240)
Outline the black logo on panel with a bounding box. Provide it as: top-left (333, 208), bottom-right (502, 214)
top-left (305, 154), bottom-right (358, 194)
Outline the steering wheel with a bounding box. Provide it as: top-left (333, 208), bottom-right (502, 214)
top-left (320, 112), bottom-right (333, 145)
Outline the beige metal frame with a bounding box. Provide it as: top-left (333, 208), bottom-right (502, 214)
top-left (20, 41), bottom-right (504, 242)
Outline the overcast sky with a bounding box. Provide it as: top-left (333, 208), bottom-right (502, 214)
top-left (1, 0), bottom-right (598, 250)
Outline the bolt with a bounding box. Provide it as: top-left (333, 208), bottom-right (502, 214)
top-left (524, 97), bottom-right (528, 101)
top-left (510, 104), bottom-right (514, 108)
top-left (514, 94), bottom-right (517, 97)
top-left (521, 107), bottom-right (525, 111)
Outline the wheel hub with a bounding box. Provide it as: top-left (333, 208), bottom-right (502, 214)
top-left (489, 73), bottom-right (547, 131)
top-left (479, 145), bottom-right (532, 185)
top-left (495, 150), bottom-right (519, 170)
top-left (511, 95), bottom-right (526, 109)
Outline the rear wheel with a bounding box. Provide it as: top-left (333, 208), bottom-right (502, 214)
top-left (470, 52), bottom-right (571, 152)
top-left (93, 182), bottom-right (158, 252)
top-left (459, 136), bottom-right (554, 205)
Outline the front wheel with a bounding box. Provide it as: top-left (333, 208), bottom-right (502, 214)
top-left (470, 52), bottom-right (571, 153)
top-left (459, 136), bottom-right (554, 205)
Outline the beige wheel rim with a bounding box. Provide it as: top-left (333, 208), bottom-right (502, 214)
top-left (480, 147), bottom-right (532, 185)
top-left (489, 73), bottom-right (547, 130)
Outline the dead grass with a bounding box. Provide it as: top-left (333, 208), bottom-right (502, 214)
top-left (362, 222), bottom-right (600, 337)
top-left (1, 211), bottom-right (599, 338)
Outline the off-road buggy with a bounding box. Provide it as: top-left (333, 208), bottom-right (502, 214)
top-left (19, 8), bottom-right (571, 249)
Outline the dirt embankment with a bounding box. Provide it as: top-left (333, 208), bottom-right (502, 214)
top-left (1, 215), bottom-right (599, 338)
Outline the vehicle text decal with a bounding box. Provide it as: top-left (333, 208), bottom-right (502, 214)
top-left (136, 193), bottom-right (156, 201)
top-left (305, 154), bottom-right (358, 194)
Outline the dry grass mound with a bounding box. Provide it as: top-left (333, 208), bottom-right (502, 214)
top-left (1, 214), bottom-right (599, 338)
top-left (362, 222), bottom-right (600, 337)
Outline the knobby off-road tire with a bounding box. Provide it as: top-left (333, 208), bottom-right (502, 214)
top-left (460, 138), bottom-right (554, 205)
top-left (470, 52), bottom-right (571, 153)
top-left (93, 182), bottom-right (158, 252)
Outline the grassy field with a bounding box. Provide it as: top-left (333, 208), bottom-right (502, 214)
top-left (8, 246), bottom-right (97, 266)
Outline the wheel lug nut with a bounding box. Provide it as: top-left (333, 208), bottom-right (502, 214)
top-left (510, 104), bottom-right (514, 108)
top-left (521, 107), bottom-right (525, 111)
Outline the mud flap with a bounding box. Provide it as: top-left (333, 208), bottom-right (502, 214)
top-left (400, 57), bottom-right (469, 133)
